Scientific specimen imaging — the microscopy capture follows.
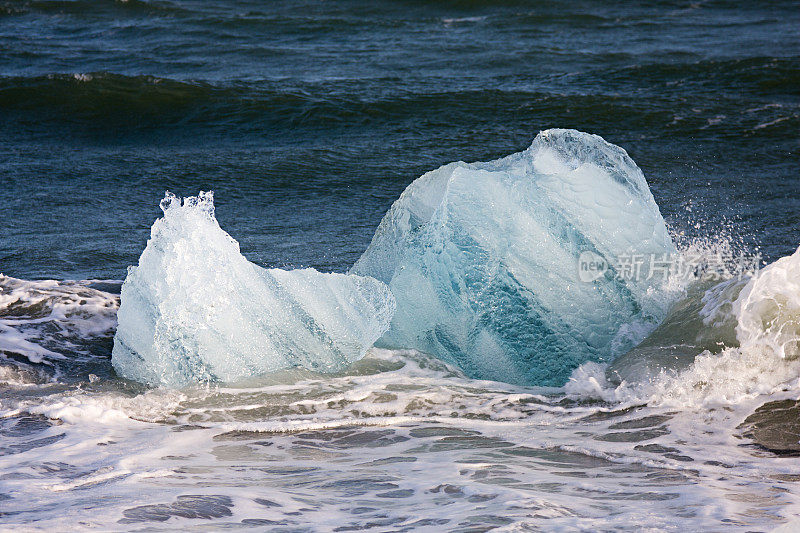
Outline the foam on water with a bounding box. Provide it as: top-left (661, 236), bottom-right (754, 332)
top-left (568, 244), bottom-right (800, 409)
top-left (0, 276), bottom-right (117, 364)
top-left (655, 244), bottom-right (800, 406)
top-left (0, 276), bottom-right (118, 386)
top-left (2, 340), bottom-right (800, 531)
top-left (1, 264), bottom-right (799, 530)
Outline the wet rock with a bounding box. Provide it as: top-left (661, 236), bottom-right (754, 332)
top-left (120, 494), bottom-right (233, 523)
top-left (740, 399), bottom-right (800, 456)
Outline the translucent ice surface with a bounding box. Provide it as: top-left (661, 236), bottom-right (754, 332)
top-left (352, 129), bottom-right (676, 385)
top-left (112, 192), bottom-right (395, 387)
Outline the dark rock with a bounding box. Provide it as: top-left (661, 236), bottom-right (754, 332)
top-left (740, 399), bottom-right (800, 456)
top-left (119, 494), bottom-right (233, 523)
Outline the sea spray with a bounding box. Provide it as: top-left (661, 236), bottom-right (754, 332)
top-left (568, 244), bottom-right (800, 407)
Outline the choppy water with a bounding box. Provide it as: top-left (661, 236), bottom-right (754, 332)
top-left (1, 1), bottom-right (799, 531)
top-left (1, 276), bottom-right (799, 530)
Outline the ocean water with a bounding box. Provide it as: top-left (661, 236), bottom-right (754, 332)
top-left (1, 1), bottom-right (799, 531)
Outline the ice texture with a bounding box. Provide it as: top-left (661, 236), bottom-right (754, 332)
top-left (352, 129), bottom-right (676, 386)
top-left (112, 192), bottom-right (395, 387)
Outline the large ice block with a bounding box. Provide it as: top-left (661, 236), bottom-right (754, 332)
top-left (112, 192), bottom-right (395, 387)
top-left (352, 129), bottom-right (676, 385)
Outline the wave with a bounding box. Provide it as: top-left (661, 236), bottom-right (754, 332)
top-left (2, 0), bottom-right (187, 17)
top-left (604, 56), bottom-right (800, 96)
top-left (1, 61), bottom-right (796, 137)
top-left (568, 244), bottom-right (800, 408)
top-left (0, 275), bottom-right (118, 384)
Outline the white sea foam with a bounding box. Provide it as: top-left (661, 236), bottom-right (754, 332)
top-left (567, 244), bottom-right (800, 409)
top-left (2, 342), bottom-right (799, 531)
top-left (652, 245), bottom-right (800, 407)
top-left (1, 244), bottom-right (799, 528)
top-left (0, 275), bottom-right (118, 367)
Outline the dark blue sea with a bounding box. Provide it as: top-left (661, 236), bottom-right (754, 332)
top-left (0, 1), bottom-right (798, 530)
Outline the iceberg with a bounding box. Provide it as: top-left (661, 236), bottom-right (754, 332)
top-left (112, 192), bottom-right (395, 387)
top-left (352, 129), bottom-right (676, 386)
